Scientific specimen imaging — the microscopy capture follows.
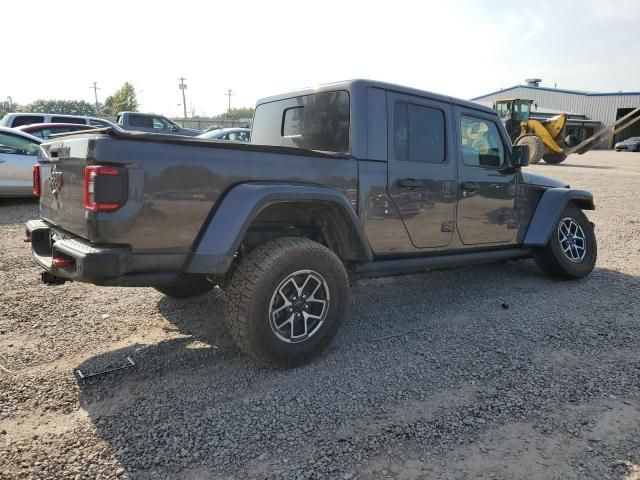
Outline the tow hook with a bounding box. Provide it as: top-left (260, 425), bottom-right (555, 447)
top-left (41, 271), bottom-right (67, 285)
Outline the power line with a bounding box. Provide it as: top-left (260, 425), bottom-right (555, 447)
top-left (90, 82), bottom-right (100, 113)
top-left (179, 77), bottom-right (188, 119)
top-left (225, 89), bottom-right (235, 113)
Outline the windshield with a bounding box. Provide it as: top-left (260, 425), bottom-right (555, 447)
top-left (495, 102), bottom-right (510, 119)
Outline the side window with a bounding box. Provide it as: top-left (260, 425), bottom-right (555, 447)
top-left (11, 116), bottom-right (44, 127)
top-left (393, 102), bottom-right (446, 163)
top-left (27, 129), bottom-right (46, 139)
top-left (51, 116), bottom-right (86, 125)
top-left (89, 119), bottom-right (110, 127)
top-left (129, 115), bottom-right (153, 128)
top-left (460, 116), bottom-right (505, 168)
top-left (237, 132), bottom-right (250, 142)
top-left (252, 90), bottom-right (350, 153)
top-left (152, 117), bottom-right (169, 129)
top-left (282, 107), bottom-right (304, 137)
top-left (0, 133), bottom-right (40, 155)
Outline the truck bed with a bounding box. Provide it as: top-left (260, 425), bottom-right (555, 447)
top-left (37, 128), bottom-right (358, 273)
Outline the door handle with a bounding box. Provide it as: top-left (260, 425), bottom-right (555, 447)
top-left (460, 181), bottom-right (480, 191)
top-left (398, 178), bottom-right (424, 189)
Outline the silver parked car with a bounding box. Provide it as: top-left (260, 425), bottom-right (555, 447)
top-left (0, 127), bottom-right (41, 197)
top-left (197, 127), bottom-right (251, 142)
top-left (614, 136), bottom-right (640, 152)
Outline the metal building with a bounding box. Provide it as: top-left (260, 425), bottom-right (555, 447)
top-left (472, 80), bottom-right (640, 148)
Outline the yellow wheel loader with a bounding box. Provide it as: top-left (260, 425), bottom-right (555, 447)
top-left (494, 99), bottom-right (576, 164)
top-left (494, 99), bottom-right (640, 164)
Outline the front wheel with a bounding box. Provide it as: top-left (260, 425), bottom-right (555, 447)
top-left (543, 152), bottom-right (567, 164)
top-left (533, 204), bottom-right (597, 279)
top-left (515, 135), bottom-right (544, 164)
top-left (225, 237), bottom-right (350, 367)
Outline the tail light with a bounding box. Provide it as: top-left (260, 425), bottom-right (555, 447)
top-left (84, 166), bottom-right (125, 212)
top-left (52, 257), bottom-right (75, 268)
top-left (32, 164), bottom-right (41, 197)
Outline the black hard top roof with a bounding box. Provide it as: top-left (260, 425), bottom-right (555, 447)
top-left (256, 79), bottom-right (494, 114)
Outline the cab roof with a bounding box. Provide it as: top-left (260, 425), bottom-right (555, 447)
top-left (256, 79), bottom-right (495, 114)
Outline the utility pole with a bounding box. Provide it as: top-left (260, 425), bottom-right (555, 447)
top-left (225, 89), bottom-right (235, 113)
top-left (179, 77), bottom-right (188, 119)
top-left (6, 96), bottom-right (12, 111)
top-left (90, 82), bottom-right (100, 114)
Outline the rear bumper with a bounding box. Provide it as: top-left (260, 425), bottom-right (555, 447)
top-left (25, 219), bottom-right (181, 286)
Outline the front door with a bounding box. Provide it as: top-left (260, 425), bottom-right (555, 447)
top-left (0, 131), bottom-right (40, 195)
top-left (387, 93), bottom-right (456, 248)
top-left (455, 108), bottom-right (518, 244)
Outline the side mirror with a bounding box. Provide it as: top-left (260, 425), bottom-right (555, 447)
top-left (511, 144), bottom-right (529, 168)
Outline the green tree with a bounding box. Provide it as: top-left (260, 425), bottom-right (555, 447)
top-left (0, 100), bottom-right (22, 118)
top-left (103, 82), bottom-right (139, 116)
top-left (213, 107), bottom-right (254, 120)
top-left (25, 99), bottom-right (96, 116)
top-left (228, 107), bottom-right (254, 118)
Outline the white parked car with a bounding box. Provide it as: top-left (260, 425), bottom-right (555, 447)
top-left (0, 127), bottom-right (41, 197)
top-left (0, 112), bottom-right (116, 129)
top-left (197, 127), bottom-right (251, 142)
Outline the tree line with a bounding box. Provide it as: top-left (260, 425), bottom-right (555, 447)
top-left (0, 82), bottom-right (140, 119)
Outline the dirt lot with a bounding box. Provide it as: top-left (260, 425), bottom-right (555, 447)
top-left (1, 150), bottom-right (639, 480)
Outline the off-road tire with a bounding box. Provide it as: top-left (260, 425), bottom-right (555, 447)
top-left (543, 152), bottom-right (567, 164)
top-left (533, 204), bottom-right (597, 279)
top-left (154, 276), bottom-right (215, 298)
top-left (516, 135), bottom-right (544, 164)
top-left (225, 237), bottom-right (350, 368)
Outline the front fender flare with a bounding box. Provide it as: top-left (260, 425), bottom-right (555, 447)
top-left (523, 188), bottom-right (595, 246)
top-left (186, 182), bottom-right (372, 275)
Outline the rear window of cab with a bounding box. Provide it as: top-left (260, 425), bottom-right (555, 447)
top-left (252, 90), bottom-right (350, 153)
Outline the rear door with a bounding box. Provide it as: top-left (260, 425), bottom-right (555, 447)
top-left (454, 107), bottom-right (518, 244)
top-left (386, 93), bottom-right (456, 248)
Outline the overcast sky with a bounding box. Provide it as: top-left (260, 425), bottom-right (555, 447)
top-left (2, 0), bottom-right (639, 117)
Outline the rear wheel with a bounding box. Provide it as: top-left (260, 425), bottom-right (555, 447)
top-left (533, 204), bottom-right (596, 279)
top-left (564, 134), bottom-right (580, 148)
top-left (225, 237), bottom-right (349, 368)
top-left (515, 135), bottom-right (544, 165)
top-left (543, 152), bottom-right (567, 164)
top-left (154, 276), bottom-right (215, 298)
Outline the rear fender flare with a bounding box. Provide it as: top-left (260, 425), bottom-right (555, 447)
top-left (186, 182), bottom-right (373, 274)
top-left (523, 188), bottom-right (595, 246)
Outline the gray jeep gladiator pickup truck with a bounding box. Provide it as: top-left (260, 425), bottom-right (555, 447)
top-left (26, 80), bottom-right (597, 367)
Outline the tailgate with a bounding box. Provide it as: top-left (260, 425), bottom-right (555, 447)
top-left (38, 138), bottom-right (91, 239)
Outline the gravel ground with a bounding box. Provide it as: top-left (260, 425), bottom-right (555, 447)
top-left (1, 150), bottom-right (639, 480)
